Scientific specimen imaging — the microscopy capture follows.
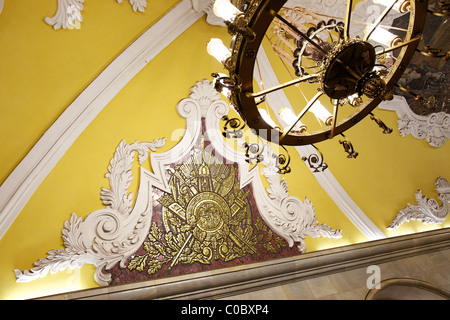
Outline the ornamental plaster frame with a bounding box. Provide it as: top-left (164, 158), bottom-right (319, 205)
top-left (45, 0), bottom-right (147, 30)
top-left (388, 177), bottom-right (450, 230)
top-left (45, 0), bottom-right (84, 30)
top-left (44, 0), bottom-right (221, 30)
top-left (379, 95), bottom-right (450, 147)
top-left (14, 79), bottom-right (342, 286)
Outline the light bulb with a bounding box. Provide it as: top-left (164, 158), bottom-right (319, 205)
top-left (213, 0), bottom-right (242, 22)
top-left (347, 94), bottom-right (363, 107)
top-left (279, 107), bottom-right (307, 132)
top-left (259, 109), bottom-right (278, 128)
top-left (207, 38), bottom-right (231, 63)
top-left (373, 0), bottom-right (410, 13)
top-left (310, 101), bottom-right (333, 125)
top-left (367, 26), bottom-right (401, 47)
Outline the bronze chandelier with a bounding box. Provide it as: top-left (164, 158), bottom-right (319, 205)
top-left (207, 0), bottom-right (448, 172)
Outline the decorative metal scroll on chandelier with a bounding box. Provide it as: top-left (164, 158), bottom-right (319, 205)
top-left (207, 0), bottom-right (449, 173)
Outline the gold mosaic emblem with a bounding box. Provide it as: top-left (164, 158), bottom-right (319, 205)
top-left (127, 146), bottom-right (287, 276)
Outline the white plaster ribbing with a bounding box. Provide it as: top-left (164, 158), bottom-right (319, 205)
top-left (0, 0), bottom-right (4, 15)
top-left (0, 0), bottom-right (207, 240)
top-left (254, 47), bottom-right (386, 240)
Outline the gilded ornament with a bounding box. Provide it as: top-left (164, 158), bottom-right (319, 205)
top-left (127, 148), bottom-right (288, 276)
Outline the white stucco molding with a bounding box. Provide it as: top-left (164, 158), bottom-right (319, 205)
top-left (0, 0), bottom-right (208, 240)
top-left (45, 0), bottom-right (84, 30)
top-left (14, 138), bottom-right (167, 285)
top-left (388, 177), bottom-right (450, 230)
top-left (379, 95), bottom-right (450, 147)
top-left (117, 0), bottom-right (148, 13)
top-left (44, 0), bottom-right (218, 30)
top-left (45, 0), bottom-right (149, 30)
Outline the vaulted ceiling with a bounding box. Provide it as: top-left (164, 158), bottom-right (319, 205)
top-left (0, 0), bottom-right (448, 299)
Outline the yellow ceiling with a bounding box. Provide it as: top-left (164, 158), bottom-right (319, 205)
top-left (0, 0), bottom-right (449, 299)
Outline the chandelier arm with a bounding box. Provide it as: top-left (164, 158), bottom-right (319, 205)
top-left (245, 73), bottom-right (320, 98)
top-left (344, 0), bottom-right (354, 40)
top-left (280, 91), bottom-right (323, 142)
top-left (364, 0), bottom-right (398, 42)
top-left (269, 9), bottom-right (327, 56)
top-left (375, 35), bottom-right (423, 55)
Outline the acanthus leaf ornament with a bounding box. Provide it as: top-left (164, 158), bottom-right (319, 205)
top-left (45, 0), bottom-right (148, 30)
top-left (388, 177), bottom-right (450, 230)
top-left (14, 138), bottom-right (167, 285)
top-left (117, 0), bottom-right (148, 13)
top-left (45, 0), bottom-right (84, 30)
top-left (379, 95), bottom-right (450, 147)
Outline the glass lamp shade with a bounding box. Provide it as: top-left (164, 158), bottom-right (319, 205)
top-left (309, 102), bottom-right (333, 125)
top-left (367, 26), bottom-right (401, 46)
top-left (279, 107), bottom-right (307, 132)
top-left (373, 0), bottom-right (410, 13)
top-left (347, 93), bottom-right (363, 107)
top-left (259, 109), bottom-right (279, 128)
top-left (207, 38), bottom-right (232, 63)
top-left (213, 0), bottom-right (242, 22)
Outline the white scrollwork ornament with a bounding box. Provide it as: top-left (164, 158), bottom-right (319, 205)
top-left (398, 112), bottom-right (450, 147)
top-left (14, 79), bottom-right (342, 286)
top-left (380, 95), bottom-right (450, 147)
top-left (45, 0), bottom-right (84, 30)
top-left (388, 177), bottom-right (450, 230)
top-left (14, 138), bottom-right (166, 285)
top-left (45, 0), bottom-right (148, 30)
top-left (117, 0), bottom-right (147, 13)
